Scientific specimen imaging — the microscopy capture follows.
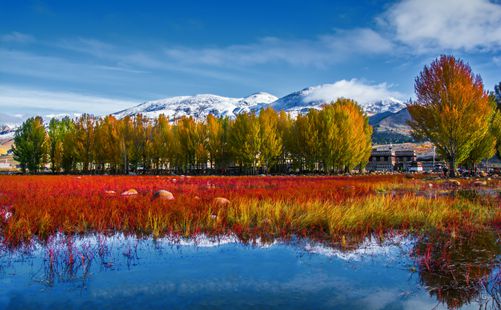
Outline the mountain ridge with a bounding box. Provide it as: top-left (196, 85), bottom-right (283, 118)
top-left (113, 83), bottom-right (407, 120)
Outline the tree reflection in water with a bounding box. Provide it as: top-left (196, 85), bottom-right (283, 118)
top-left (1, 232), bottom-right (498, 309)
top-left (412, 231), bottom-right (500, 309)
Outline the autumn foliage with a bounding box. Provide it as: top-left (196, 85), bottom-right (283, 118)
top-left (12, 99), bottom-right (372, 175)
top-left (408, 55), bottom-right (497, 176)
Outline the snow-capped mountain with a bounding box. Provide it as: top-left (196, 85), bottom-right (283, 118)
top-left (0, 112), bottom-right (82, 139)
top-left (114, 84), bottom-right (405, 121)
top-left (0, 113), bottom-right (23, 133)
top-left (113, 92), bottom-right (278, 120)
top-left (270, 85), bottom-right (405, 116)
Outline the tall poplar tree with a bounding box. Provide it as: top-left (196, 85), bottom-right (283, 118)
top-left (259, 108), bottom-right (282, 173)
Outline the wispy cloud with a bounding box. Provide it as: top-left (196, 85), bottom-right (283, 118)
top-left (381, 0), bottom-right (501, 52)
top-left (493, 56), bottom-right (501, 66)
top-left (0, 32), bottom-right (35, 43)
top-left (161, 0), bottom-right (501, 67)
top-left (56, 37), bottom-right (115, 58)
top-left (164, 28), bottom-right (394, 68)
top-left (0, 48), bottom-right (139, 82)
top-left (52, 38), bottom-right (251, 82)
top-left (0, 85), bottom-right (138, 116)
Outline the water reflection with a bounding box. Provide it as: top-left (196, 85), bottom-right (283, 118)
top-left (0, 232), bottom-right (499, 309)
top-left (412, 231), bottom-right (500, 309)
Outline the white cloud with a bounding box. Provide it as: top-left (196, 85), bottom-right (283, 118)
top-left (164, 28), bottom-right (394, 67)
top-left (0, 32), bottom-right (35, 43)
top-left (383, 0), bottom-right (501, 52)
top-left (0, 85), bottom-right (138, 116)
top-left (304, 79), bottom-right (404, 105)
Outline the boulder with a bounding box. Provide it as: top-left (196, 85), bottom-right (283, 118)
top-left (0, 205), bottom-right (13, 222)
top-left (473, 180), bottom-right (487, 187)
top-left (153, 190), bottom-right (174, 200)
top-left (213, 197), bottom-right (230, 207)
top-left (121, 189), bottom-right (138, 196)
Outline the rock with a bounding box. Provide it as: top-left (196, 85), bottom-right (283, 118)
top-left (473, 180), bottom-right (487, 187)
top-left (104, 190), bottom-right (116, 195)
top-left (213, 197), bottom-right (230, 206)
top-left (153, 190), bottom-right (174, 200)
top-left (0, 205), bottom-right (13, 222)
top-left (121, 189), bottom-right (138, 196)
top-left (448, 180), bottom-right (461, 187)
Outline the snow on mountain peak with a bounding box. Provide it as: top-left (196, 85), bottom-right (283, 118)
top-left (240, 92), bottom-right (278, 106)
top-left (113, 92), bottom-right (277, 120)
top-left (112, 81), bottom-right (406, 121)
top-left (271, 80), bottom-right (405, 116)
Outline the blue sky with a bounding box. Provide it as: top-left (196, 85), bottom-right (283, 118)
top-left (1, 0), bottom-right (500, 115)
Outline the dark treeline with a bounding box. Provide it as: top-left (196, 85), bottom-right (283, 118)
top-left (12, 99), bottom-right (373, 175)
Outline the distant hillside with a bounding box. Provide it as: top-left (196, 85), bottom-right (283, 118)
top-left (370, 108), bottom-right (414, 144)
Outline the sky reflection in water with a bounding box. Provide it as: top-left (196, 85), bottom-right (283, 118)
top-left (0, 234), bottom-right (499, 310)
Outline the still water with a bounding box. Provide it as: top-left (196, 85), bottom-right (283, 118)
top-left (0, 234), bottom-right (499, 310)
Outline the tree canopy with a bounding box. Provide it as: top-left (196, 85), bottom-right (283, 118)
top-left (11, 100), bottom-right (373, 175)
top-left (12, 117), bottom-right (49, 173)
top-left (408, 55), bottom-right (495, 177)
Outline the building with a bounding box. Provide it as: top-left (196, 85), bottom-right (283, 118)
top-left (367, 150), bottom-right (396, 171)
top-left (0, 159), bottom-right (11, 170)
top-left (394, 150), bottom-right (416, 171)
top-left (367, 146), bottom-right (419, 172)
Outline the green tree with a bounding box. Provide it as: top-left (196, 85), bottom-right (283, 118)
top-left (230, 112), bottom-right (261, 173)
top-left (259, 108), bottom-right (282, 173)
top-left (61, 124), bottom-right (78, 172)
top-left (408, 55), bottom-right (494, 177)
top-left (94, 115), bottom-right (122, 173)
top-left (175, 116), bottom-right (199, 173)
top-left (12, 117), bottom-right (49, 173)
top-left (74, 114), bottom-right (96, 172)
top-left (314, 99), bottom-right (371, 173)
top-left (48, 117), bottom-right (73, 172)
top-left (206, 114), bottom-right (223, 170)
top-left (276, 110), bottom-right (292, 172)
top-left (150, 114), bottom-right (174, 172)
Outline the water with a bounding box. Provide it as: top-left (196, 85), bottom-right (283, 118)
top-left (0, 234), bottom-right (499, 310)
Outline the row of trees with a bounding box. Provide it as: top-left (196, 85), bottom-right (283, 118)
top-left (12, 99), bottom-right (373, 174)
top-left (408, 55), bottom-right (501, 177)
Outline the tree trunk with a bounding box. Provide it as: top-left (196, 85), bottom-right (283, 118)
top-left (449, 156), bottom-right (456, 178)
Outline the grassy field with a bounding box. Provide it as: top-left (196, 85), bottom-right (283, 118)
top-left (0, 175), bottom-right (499, 246)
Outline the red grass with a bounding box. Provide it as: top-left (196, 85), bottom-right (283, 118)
top-left (0, 175), bottom-right (499, 246)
